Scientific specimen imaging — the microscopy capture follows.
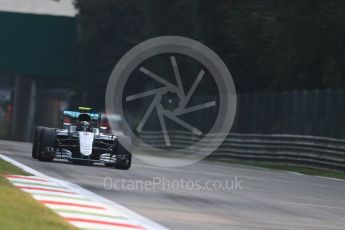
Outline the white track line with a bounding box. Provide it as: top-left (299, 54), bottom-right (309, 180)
top-left (316, 176), bottom-right (345, 182)
top-left (0, 154), bottom-right (168, 230)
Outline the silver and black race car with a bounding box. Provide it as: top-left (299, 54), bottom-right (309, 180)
top-left (31, 107), bottom-right (131, 170)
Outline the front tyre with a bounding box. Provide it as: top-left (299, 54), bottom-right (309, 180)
top-left (32, 126), bottom-right (43, 159)
top-left (38, 128), bottom-right (55, 162)
top-left (113, 136), bottom-right (132, 170)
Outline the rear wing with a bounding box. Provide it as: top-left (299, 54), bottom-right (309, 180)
top-left (63, 111), bottom-right (101, 120)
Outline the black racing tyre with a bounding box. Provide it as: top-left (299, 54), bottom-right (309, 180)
top-left (113, 136), bottom-right (132, 170)
top-left (32, 127), bottom-right (43, 159)
top-left (38, 128), bottom-right (56, 162)
top-left (104, 163), bottom-right (113, 167)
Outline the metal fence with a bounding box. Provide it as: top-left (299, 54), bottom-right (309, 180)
top-left (135, 90), bottom-right (345, 171)
top-left (138, 132), bottom-right (345, 171)
top-left (213, 133), bottom-right (345, 171)
top-left (228, 90), bottom-right (345, 171)
top-left (232, 90), bottom-right (345, 139)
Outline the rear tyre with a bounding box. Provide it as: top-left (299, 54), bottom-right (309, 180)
top-left (32, 127), bottom-right (43, 159)
top-left (113, 136), bottom-right (132, 170)
top-left (38, 128), bottom-right (56, 162)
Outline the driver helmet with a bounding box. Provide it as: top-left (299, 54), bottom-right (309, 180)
top-left (80, 121), bottom-right (90, 131)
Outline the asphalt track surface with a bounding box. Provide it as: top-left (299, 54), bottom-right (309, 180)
top-left (1, 140), bottom-right (345, 230)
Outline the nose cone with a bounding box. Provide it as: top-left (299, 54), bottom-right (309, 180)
top-left (79, 132), bottom-right (94, 156)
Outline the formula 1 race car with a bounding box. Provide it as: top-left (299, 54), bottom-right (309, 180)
top-left (31, 107), bottom-right (131, 170)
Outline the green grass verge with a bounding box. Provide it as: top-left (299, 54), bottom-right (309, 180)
top-left (208, 158), bottom-right (345, 180)
top-left (0, 159), bottom-right (76, 230)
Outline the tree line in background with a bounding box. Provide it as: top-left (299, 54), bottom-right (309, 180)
top-left (74, 0), bottom-right (345, 109)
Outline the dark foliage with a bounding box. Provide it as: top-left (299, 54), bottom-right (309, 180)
top-left (74, 0), bottom-right (345, 109)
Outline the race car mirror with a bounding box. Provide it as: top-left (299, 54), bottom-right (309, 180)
top-left (100, 126), bottom-right (108, 132)
top-left (63, 122), bottom-right (71, 129)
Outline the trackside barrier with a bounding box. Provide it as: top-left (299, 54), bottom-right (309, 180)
top-left (137, 131), bottom-right (345, 171)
